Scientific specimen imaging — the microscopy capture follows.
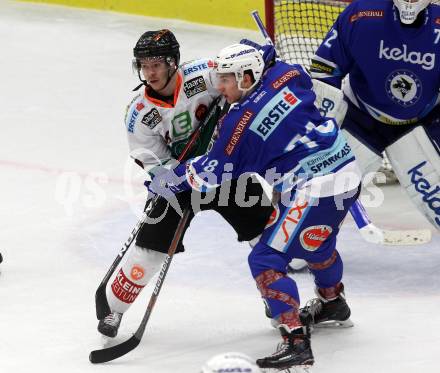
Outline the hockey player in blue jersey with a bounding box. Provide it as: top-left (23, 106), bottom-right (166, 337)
top-left (310, 0), bottom-right (440, 231)
top-left (147, 43), bottom-right (361, 370)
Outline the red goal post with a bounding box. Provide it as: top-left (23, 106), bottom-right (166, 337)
top-left (264, 0), bottom-right (400, 182)
top-left (265, 0), bottom-right (351, 69)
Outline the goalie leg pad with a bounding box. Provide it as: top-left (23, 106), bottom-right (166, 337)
top-left (106, 245), bottom-right (166, 314)
top-left (385, 126), bottom-right (440, 231)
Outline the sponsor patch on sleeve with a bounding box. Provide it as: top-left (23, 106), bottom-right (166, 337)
top-left (225, 110), bottom-right (254, 156)
top-left (271, 69), bottom-right (301, 89)
top-left (183, 76), bottom-right (207, 98)
top-left (141, 108), bottom-right (162, 129)
top-left (310, 59), bottom-right (336, 75)
top-left (350, 10), bottom-right (384, 22)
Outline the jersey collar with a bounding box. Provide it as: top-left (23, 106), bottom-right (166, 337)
top-left (144, 72), bottom-right (183, 108)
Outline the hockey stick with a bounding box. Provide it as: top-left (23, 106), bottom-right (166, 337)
top-left (95, 95), bottom-right (222, 320)
top-left (349, 199), bottom-right (431, 245)
top-left (251, 10), bottom-right (432, 246)
top-left (89, 207), bottom-right (192, 364)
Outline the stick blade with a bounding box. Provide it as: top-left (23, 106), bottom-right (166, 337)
top-left (89, 335), bottom-right (140, 364)
top-left (359, 224), bottom-right (432, 246)
top-left (95, 284), bottom-right (111, 320)
top-left (382, 229), bottom-right (432, 245)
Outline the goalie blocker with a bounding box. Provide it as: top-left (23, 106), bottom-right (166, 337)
top-left (312, 79), bottom-right (383, 176)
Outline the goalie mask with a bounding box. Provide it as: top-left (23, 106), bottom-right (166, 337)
top-left (215, 44), bottom-right (264, 92)
top-left (201, 352), bottom-right (262, 373)
top-left (132, 29), bottom-right (180, 90)
top-left (393, 0), bottom-right (431, 24)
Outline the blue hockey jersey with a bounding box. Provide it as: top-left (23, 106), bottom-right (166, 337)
top-left (311, 0), bottom-right (440, 125)
top-left (170, 60), bottom-right (357, 195)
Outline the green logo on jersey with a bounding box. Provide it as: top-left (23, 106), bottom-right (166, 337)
top-left (172, 111), bottom-right (192, 139)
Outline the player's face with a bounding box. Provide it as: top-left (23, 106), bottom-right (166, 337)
top-left (216, 73), bottom-right (242, 104)
top-left (140, 57), bottom-right (170, 91)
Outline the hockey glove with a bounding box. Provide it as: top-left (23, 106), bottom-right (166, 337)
top-left (145, 167), bottom-right (186, 200)
top-left (240, 38), bottom-right (277, 67)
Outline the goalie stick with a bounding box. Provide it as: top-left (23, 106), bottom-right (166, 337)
top-left (94, 95), bottom-right (222, 320)
top-left (251, 10), bottom-right (432, 246)
top-left (349, 200), bottom-right (431, 245)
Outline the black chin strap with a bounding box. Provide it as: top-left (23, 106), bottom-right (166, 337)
top-left (132, 65), bottom-right (178, 92)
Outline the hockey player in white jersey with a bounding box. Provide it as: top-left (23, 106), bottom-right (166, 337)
top-left (311, 0), bottom-right (440, 231)
top-left (97, 29), bottom-right (274, 338)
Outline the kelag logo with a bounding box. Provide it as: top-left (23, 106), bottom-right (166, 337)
top-left (408, 161), bottom-right (440, 226)
top-left (249, 87), bottom-right (301, 140)
top-left (378, 40), bottom-right (435, 70)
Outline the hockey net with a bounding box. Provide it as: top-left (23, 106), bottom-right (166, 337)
top-left (265, 0), bottom-right (349, 69)
top-left (265, 0), bottom-right (397, 183)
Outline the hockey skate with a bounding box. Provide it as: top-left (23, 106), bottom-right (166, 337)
top-left (300, 284), bottom-right (353, 329)
top-left (257, 326), bottom-right (314, 372)
top-left (97, 312), bottom-right (123, 338)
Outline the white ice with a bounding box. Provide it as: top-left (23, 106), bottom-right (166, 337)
top-left (0, 1), bottom-right (439, 372)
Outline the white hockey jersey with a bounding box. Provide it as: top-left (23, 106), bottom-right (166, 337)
top-left (124, 58), bottom-right (219, 171)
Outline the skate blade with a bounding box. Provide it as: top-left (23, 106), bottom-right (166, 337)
top-left (262, 364), bottom-right (313, 373)
top-left (314, 318), bottom-right (354, 329)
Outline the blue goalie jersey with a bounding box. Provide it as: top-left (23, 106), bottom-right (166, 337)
top-left (310, 0), bottom-right (440, 125)
top-left (174, 60), bottom-right (356, 194)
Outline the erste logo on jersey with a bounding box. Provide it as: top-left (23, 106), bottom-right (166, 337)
top-left (386, 70), bottom-right (422, 107)
top-left (378, 40), bottom-right (435, 70)
top-left (183, 60), bottom-right (215, 76)
top-left (250, 87), bottom-right (301, 140)
top-left (141, 108), bottom-right (162, 129)
top-left (126, 102), bottom-right (144, 133)
top-left (183, 76), bottom-right (207, 98)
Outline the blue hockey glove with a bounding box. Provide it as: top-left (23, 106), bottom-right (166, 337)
top-left (240, 38), bottom-right (277, 67)
top-left (144, 167), bottom-right (186, 200)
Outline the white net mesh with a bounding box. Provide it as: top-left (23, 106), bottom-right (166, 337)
top-left (271, 0), bottom-right (398, 183)
top-left (273, 0), bottom-right (349, 69)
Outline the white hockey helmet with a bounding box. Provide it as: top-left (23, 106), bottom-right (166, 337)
top-left (201, 352), bottom-right (262, 373)
top-left (215, 44), bottom-right (264, 92)
top-left (393, 0), bottom-right (431, 24)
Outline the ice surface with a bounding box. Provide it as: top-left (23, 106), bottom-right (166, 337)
top-left (0, 1), bottom-right (439, 372)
